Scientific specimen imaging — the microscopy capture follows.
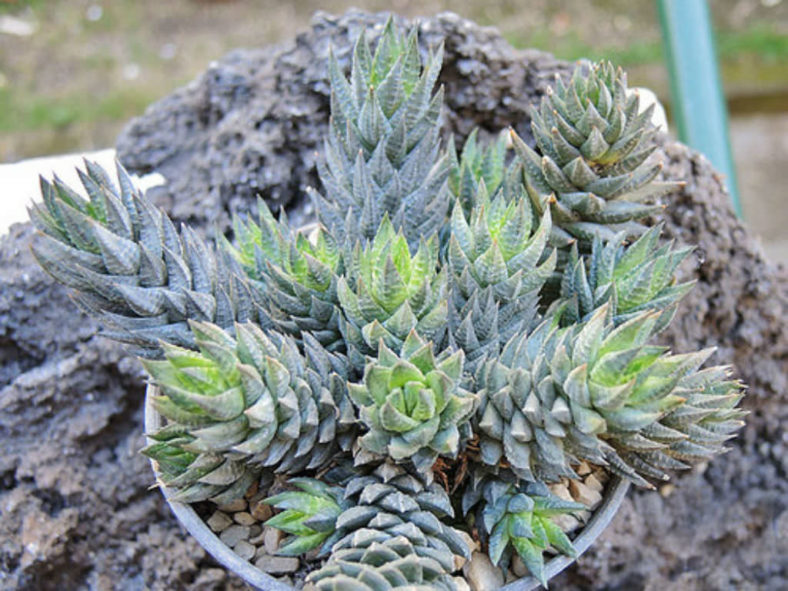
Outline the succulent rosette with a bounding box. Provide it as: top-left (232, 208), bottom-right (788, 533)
top-left (348, 331), bottom-right (476, 472)
top-left (338, 215), bottom-right (448, 369)
top-left (512, 61), bottom-right (681, 246)
top-left (225, 198), bottom-right (345, 349)
top-left (262, 478), bottom-right (348, 556)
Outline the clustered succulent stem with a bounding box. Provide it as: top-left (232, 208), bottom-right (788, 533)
top-left (29, 17), bottom-right (745, 589)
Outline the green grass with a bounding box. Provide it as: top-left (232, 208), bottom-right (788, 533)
top-left (0, 87), bottom-right (157, 133)
top-left (1, 2), bottom-right (784, 146)
top-left (506, 22), bottom-right (788, 67)
top-left (717, 25), bottom-right (788, 62)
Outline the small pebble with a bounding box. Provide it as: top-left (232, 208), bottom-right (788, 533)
top-left (206, 511), bottom-right (233, 533)
top-left (459, 530), bottom-right (480, 552)
top-left (245, 481), bottom-right (259, 499)
top-left (584, 473), bottom-right (604, 494)
top-left (454, 530), bottom-right (477, 570)
top-left (249, 524), bottom-right (262, 539)
top-left (234, 540), bottom-right (256, 561)
top-left (254, 555), bottom-right (300, 574)
top-left (576, 461), bottom-right (592, 476)
top-left (659, 483), bottom-right (675, 498)
top-left (251, 499), bottom-right (273, 521)
top-left (234, 511), bottom-right (256, 526)
top-left (463, 551), bottom-right (504, 591)
top-left (264, 526), bottom-right (284, 554)
top-left (217, 498), bottom-right (247, 513)
top-left (569, 479), bottom-right (603, 508)
top-left (511, 555), bottom-right (529, 578)
top-left (549, 483), bottom-right (574, 503)
top-left (219, 524), bottom-right (250, 548)
top-left (553, 513), bottom-right (582, 533)
top-left (250, 529), bottom-right (267, 546)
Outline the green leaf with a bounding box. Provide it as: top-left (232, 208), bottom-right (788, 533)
top-left (512, 537), bottom-right (547, 587)
top-left (380, 398), bottom-right (420, 433)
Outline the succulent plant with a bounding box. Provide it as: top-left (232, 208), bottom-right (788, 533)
top-left (143, 427), bottom-right (261, 506)
top-left (141, 320), bottom-right (356, 501)
top-left (447, 128), bottom-right (510, 216)
top-left (446, 187), bottom-right (556, 371)
top-left (224, 198), bottom-right (344, 350)
top-left (476, 305), bottom-right (745, 487)
top-left (263, 478), bottom-right (349, 556)
top-left (304, 461), bottom-right (470, 588)
top-left (618, 363), bottom-right (746, 483)
top-left (29, 19), bottom-right (747, 590)
top-left (348, 331), bottom-right (476, 473)
top-left (474, 313), bottom-right (580, 482)
top-left (512, 61), bottom-right (681, 246)
top-left (308, 536), bottom-right (461, 591)
top-left (559, 224), bottom-right (694, 328)
top-left (338, 216), bottom-right (448, 369)
top-left (476, 477), bottom-right (584, 587)
top-left (311, 18), bottom-right (450, 248)
top-left (29, 161), bottom-right (259, 357)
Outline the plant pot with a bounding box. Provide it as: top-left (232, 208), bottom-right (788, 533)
top-left (145, 385), bottom-right (630, 590)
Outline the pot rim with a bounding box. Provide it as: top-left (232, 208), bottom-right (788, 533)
top-left (145, 384), bottom-right (630, 590)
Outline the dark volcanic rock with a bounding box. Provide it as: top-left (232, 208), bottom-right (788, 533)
top-left (1, 9), bottom-right (785, 591)
top-left (0, 224), bottom-right (249, 591)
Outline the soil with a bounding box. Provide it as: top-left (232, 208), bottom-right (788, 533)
top-left (1, 10), bottom-right (786, 591)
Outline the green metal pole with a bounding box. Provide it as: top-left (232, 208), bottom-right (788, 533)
top-left (657, 0), bottom-right (742, 216)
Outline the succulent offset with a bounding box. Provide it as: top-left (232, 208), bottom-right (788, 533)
top-left (225, 198), bottom-right (345, 350)
top-left (142, 320), bottom-right (356, 502)
top-left (559, 224), bottom-right (694, 329)
top-left (30, 18), bottom-right (746, 590)
top-left (310, 18), bottom-right (450, 249)
top-left (348, 331), bottom-right (476, 472)
top-left (263, 478), bottom-right (349, 556)
top-left (447, 128), bottom-right (510, 217)
top-left (512, 61), bottom-right (681, 247)
top-left (306, 461), bottom-right (470, 589)
top-left (29, 161), bottom-right (260, 357)
top-left (446, 187), bottom-right (555, 371)
top-left (338, 216), bottom-right (448, 369)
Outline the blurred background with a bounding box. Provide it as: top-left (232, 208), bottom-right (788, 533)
top-left (1, 0), bottom-right (786, 262)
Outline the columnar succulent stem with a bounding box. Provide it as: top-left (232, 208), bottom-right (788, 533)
top-left (310, 17), bottom-right (450, 249)
top-left (512, 62), bottom-right (682, 247)
top-left (30, 161), bottom-right (260, 357)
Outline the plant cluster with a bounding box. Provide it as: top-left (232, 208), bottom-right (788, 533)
top-left (30, 19), bottom-right (745, 589)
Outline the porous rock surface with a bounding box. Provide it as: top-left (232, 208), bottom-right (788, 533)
top-left (1, 10), bottom-right (785, 590)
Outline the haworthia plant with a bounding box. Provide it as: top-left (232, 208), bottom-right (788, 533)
top-left (310, 17), bottom-right (450, 249)
top-left (224, 198), bottom-right (345, 350)
top-left (511, 61), bottom-right (681, 247)
top-left (29, 19), bottom-right (745, 589)
top-left (337, 215), bottom-right (448, 370)
top-left (348, 331), bottom-right (476, 473)
top-left (30, 161), bottom-right (260, 357)
top-left (141, 320), bottom-right (356, 502)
